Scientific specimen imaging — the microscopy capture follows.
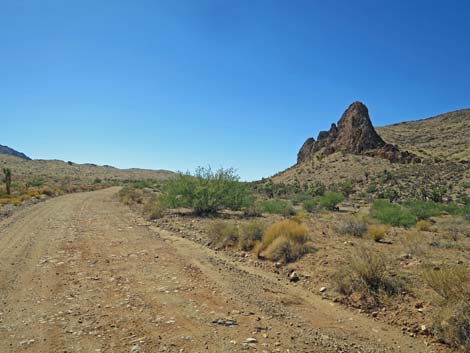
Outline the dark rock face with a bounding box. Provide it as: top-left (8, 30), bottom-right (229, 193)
top-left (0, 145), bottom-right (31, 160)
top-left (297, 102), bottom-right (419, 164)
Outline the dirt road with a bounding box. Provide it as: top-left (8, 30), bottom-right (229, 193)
top-left (0, 188), bottom-right (437, 353)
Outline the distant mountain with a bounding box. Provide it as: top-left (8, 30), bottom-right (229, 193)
top-left (0, 145), bottom-right (31, 160)
top-left (0, 154), bottom-right (174, 181)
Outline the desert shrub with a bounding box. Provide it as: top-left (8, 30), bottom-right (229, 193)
top-left (239, 220), bottom-right (266, 250)
top-left (416, 220), bottom-right (433, 231)
top-left (337, 219), bottom-right (368, 237)
top-left (291, 211), bottom-right (306, 224)
top-left (291, 192), bottom-right (312, 206)
top-left (403, 200), bottom-right (446, 220)
top-left (28, 178), bottom-right (45, 187)
top-left (370, 199), bottom-right (416, 227)
top-left (162, 167), bottom-right (254, 215)
top-left (308, 181), bottom-right (326, 197)
top-left (424, 266), bottom-right (470, 302)
top-left (143, 197), bottom-right (166, 220)
top-left (258, 199), bottom-right (295, 216)
top-left (318, 192), bottom-right (344, 211)
top-left (424, 266), bottom-right (470, 350)
top-left (303, 198), bottom-right (318, 212)
top-left (208, 221), bottom-right (239, 249)
top-left (242, 203), bottom-right (263, 217)
top-left (258, 219), bottom-right (310, 263)
top-left (40, 186), bottom-right (55, 196)
top-left (367, 224), bottom-right (389, 242)
top-left (337, 179), bottom-right (354, 196)
top-left (367, 184), bottom-right (378, 194)
top-left (401, 232), bottom-right (427, 256)
top-left (463, 205), bottom-right (470, 221)
top-left (437, 223), bottom-right (467, 242)
top-left (119, 186), bottom-right (143, 205)
top-left (333, 248), bottom-right (404, 304)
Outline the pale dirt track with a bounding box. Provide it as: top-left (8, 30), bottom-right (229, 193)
top-left (0, 188), bottom-right (437, 353)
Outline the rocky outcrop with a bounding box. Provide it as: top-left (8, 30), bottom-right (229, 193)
top-left (0, 145), bottom-right (31, 160)
top-left (297, 102), bottom-right (419, 164)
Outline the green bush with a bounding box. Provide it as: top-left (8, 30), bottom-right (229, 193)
top-left (318, 192), bottom-right (344, 211)
top-left (303, 198), bottom-right (318, 212)
top-left (463, 205), bottom-right (470, 221)
top-left (402, 200), bottom-right (446, 220)
top-left (28, 178), bottom-right (45, 187)
top-left (370, 199), bottom-right (416, 227)
top-left (308, 181), bottom-right (326, 197)
top-left (258, 199), bottom-right (295, 216)
top-left (162, 167), bottom-right (254, 215)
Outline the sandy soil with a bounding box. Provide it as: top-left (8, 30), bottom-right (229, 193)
top-left (0, 188), bottom-right (438, 353)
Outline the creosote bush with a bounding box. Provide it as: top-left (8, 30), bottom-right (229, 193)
top-left (258, 199), bottom-right (295, 216)
top-left (370, 199), bottom-right (416, 227)
top-left (303, 198), bottom-right (318, 213)
top-left (318, 192), bottom-right (344, 211)
top-left (257, 219), bottom-right (311, 263)
top-left (162, 167), bottom-right (254, 215)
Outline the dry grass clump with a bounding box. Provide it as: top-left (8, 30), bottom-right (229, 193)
top-left (208, 220), bottom-right (267, 251)
top-left (423, 266), bottom-right (470, 351)
top-left (333, 248), bottom-right (405, 306)
top-left (367, 224), bottom-right (389, 242)
top-left (239, 220), bottom-right (266, 251)
top-left (257, 219), bottom-right (311, 263)
top-left (143, 197), bottom-right (166, 220)
top-left (208, 221), bottom-right (239, 249)
top-left (401, 232), bottom-right (427, 257)
top-left (437, 220), bottom-right (470, 239)
top-left (119, 187), bottom-right (143, 205)
top-left (337, 219), bottom-right (368, 237)
top-left (416, 220), bottom-right (433, 231)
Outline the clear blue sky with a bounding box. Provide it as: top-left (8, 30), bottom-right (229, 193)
top-left (2, 1), bottom-right (469, 180)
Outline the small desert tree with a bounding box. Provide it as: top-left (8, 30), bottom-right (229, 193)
top-left (3, 168), bottom-right (11, 195)
top-left (162, 166), bottom-right (254, 215)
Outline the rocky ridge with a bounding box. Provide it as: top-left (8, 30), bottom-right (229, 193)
top-left (297, 102), bottom-right (419, 164)
top-left (0, 144), bottom-right (31, 160)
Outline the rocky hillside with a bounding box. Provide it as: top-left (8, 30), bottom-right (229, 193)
top-left (270, 102), bottom-right (470, 201)
top-left (297, 102), bottom-right (418, 164)
top-left (0, 145), bottom-right (31, 160)
top-left (378, 108), bottom-right (470, 162)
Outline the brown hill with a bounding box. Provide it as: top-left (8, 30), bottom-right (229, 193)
top-left (0, 154), bottom-right (174, 181)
